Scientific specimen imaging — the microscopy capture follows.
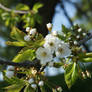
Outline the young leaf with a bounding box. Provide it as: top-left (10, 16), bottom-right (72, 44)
top-left (5, 84), bottom-right (24, 92)
top-left (62, 25), bottom-right (70, 34)
top-left (6, 41), bottom-right (27, 47)
top-left (32, 3), bottom-right (43, 13)
top-left (24, 84), bottom-right (35, 92)
top-left (80, 58), bottom-right (92, 62)
top-left (64, 62), bottom-right (78, 88)
top-left (13, 49), bottom-right (35, 62)
top-left (10, 27), bottom-right (26, 41)
top-left (16, 4), bottom-right (30, 10)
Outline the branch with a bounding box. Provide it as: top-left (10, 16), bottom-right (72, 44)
top-left (60, 1), bottom-right (73, 26)
top-left (0, 3), bottom-right (33, 14)
top-left (79, 33), bottom-right (92, 45)
top-left (0, 57), bottom-right (40, 68)
top-left (0, 33), bottom-right (92, 68)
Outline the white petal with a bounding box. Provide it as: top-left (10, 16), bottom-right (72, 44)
top-left (28, 78), bottom-right (34, 84)
top-left (46, 23), bottom-right (52, 29)
top-left (7, 66), bottom-right (15, 71)
top-left (38, 81), bottom-right (44, 86)
top-left (26, 27), bottom-right (30, 32)
top-left (6, 71), bottom-right (14, 78)
top-left (36, 47), bottom-right (53, 65)
top-left (31, 84), bottom-right (37, 89)
top-left (24, 35), bottom-right (30, 41)
top-left (29, 28), bottom-right (37, 35)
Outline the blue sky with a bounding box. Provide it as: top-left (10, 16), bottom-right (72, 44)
top-left (52, 1), bottom-right (76, 31)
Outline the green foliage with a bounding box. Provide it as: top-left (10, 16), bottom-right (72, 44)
top-left (1, 12), bottom-right (20, 27)
top-left (6, 41), bottom-right (27, 47)
top-left (22, 13), bottom-right (42, 28)
top-left (64, 62), bottom-right (79, 88)
top-left (5, 84), bottom-right (24, 92)
top-left (24, 84), bottom-right (35, 92)
top-left (16, 4), bottom-right (30, 10)
top-left (10, 27), bottom-right (26, 41)
top-left (13, 49), bottom-right (35, 62)
top-left (32, 3), bottom-right (43, 13)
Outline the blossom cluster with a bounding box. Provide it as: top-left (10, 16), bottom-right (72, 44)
top-left (35, 23), bottom-right (71, 65)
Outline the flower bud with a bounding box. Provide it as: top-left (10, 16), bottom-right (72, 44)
top-left (31, 84), bottom-right (37, 89)
top-left (83, 33), bottom-right (86, 36)
top-left (38, 81), bottom-right (44, 86)
top-left (29, 28), bottom-right (37, 36)
top-left (81, 72), bottom-right (86, 79)
top-left (78, 28), bottom-right (82, 32)
top-left (26, 27), bottom-right (30, 32)
top-left (86, 70), bottom-right (91, 78)
top-left (6, 71), bottom-right (14, 78)
top-left (46, 23), bottom-right (52, 31)
top-left (7, 66), bottom-right (15, 71)
top-left (28, 78), bottom-right (34, 84)
top-left (74, 41), bottom-right (78, 45)
top-left (76, 35), bottom-right (80, 39)
top-left (57, 87), bottom-right (62, 92)
top-left (24, 35), bottom-right (30, 41)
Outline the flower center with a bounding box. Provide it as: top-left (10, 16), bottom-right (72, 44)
top-left (49, 42), bottom-right (54, 47)
top-left (58, 47), bottom-right (63, 53)
top-left (41, 52), bottom-right (47, 57)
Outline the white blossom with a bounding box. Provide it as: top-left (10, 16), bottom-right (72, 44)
top-left (57, 87), bottom-right (62, 92)
top-left (38, 81), bottom-right (44, 86)
top-left (52, 31), bottom-right (58, 36)
top-left (24, 35), bottom-right (30, 41)
top-left (31, 84), bottom-right (37, 89)
top-left (6, 71), bottom-right (14, 78)
top-left (74, 41), bottom-right (78, 45)
top-left (28, 78), bottom-right (34, 84)
top-left (26, 27), bottom-right (30, 32)
top-left (46, 23), bottom-right (52, 30)
top-left (76, 35), bottom-right (80, 39)
top-left (78, 28), bottom-right (82, 32)
top-left (7, 65), bottom-right (15, 71)
top-left (44, 34), bottom-right (61, 53)
top-left (45, 34), bottom-right (54, 40)
top-left (36, 47), bottom-right (53, 65)
top-left (29, 28), bottom-right (37, 36)
top-left (55, 43), bottom-right (71, 58)
top-left (83, 33), bottom-right (86, 36)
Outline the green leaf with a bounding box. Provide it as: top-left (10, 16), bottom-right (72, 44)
top-left (10, 27), bottom-right (26, 41)
top-left (62, 25), bottom-right (70, 34)
top-left (80, 58), bottom-right (92, 62)
top-left (64, 62), bottom-right (78, 88)
top-left (84, 53), bottom-right (92, 58)
top-left (32, 3), bottom-right (43, 13)
top-left (5, 84), bottom-right (24, 92)
top-left (6, 41), bottom-right (27, 47)
top-left (16, 4), bottom-right (30, 10)
top-left (1, 12), bottom-right (10, 20)
top-left (13, 49), bottom-right (35, 62)
top-left (24, 84), bottom-right (35, 92)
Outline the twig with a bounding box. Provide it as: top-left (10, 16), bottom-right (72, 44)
top-left (60, 0), bottom-right (73, 26)
top-left (0, 57), bottom-right (40, 68)
top-left (79, 33), bottom-right (92, 45)
top-left (0, 33), bottom-right (92, 68)
top-left (0, 3), bottom-right (33, 14)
